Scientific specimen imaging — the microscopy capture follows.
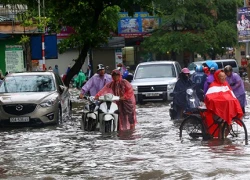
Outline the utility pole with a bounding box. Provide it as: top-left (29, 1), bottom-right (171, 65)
top-left (245, 0), bottom-right (249, 57)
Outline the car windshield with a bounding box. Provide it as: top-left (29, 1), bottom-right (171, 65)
top-left (187, 62), bottom-right (203, 71)
top-left (0, 75), bottom-right (56, 93)
top-left (134, 64), bottom-right (176, 79)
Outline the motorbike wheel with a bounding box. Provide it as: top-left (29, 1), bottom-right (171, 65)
top-left (104, 121), bottom-right (112, 133)
top-left (84, 118), bottom-right (97, 131)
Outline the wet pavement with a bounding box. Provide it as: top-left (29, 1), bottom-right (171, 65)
top-left (0, 88), bottom-right (250, 179)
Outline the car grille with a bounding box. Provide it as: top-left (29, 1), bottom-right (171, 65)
top-left (3, 104), bottom-right (37, 115)
top-left (138, 85), bottom-right (167, 92)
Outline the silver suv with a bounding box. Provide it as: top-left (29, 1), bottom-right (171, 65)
top-left (131, 61), bottom-right (182, 103)
top-left (0, 71), bottom-right (71, 127)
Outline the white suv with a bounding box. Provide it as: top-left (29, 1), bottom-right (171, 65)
top-left (131, 61), bottom-right (182, 103)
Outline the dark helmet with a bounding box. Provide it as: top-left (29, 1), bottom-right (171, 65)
top-left (97, 64), bottom-right (105, 71)
top-left (224, 65), bottom-right (233, 73)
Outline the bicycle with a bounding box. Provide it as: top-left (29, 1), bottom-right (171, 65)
top-left (179, 106), bottom-right (248, 145)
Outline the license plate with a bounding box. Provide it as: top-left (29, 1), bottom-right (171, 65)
top-left (145, 93), bottom-right (160, 97)
top-left (10, 117), bottom-right (30, 122)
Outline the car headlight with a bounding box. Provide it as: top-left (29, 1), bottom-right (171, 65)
top-left (40, 98), bottom-right (57, 107)
top-left (167, 84), bottom-right (175, 91)
top-left (132, 86), bottom-right (138, 91)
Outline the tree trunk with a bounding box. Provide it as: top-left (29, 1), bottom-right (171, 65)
top-left (26, 41), bottom-right (32, 72)
top-left (63, 45), bottom-right (90, 87)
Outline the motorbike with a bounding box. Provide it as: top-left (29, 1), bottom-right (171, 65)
top-left (80, 93), bottom-right (120, 133)
top-left (169, 85), bottom-right (202, 120)
top-left (98, 93), bottom-right (120, 133)
top-left (81, 96), bottom-right (99, 131)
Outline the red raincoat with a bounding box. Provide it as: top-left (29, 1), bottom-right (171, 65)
top-left (96, 70), bottom-right (137, 131)
top-left (204, 70), bottom-right (243, 137)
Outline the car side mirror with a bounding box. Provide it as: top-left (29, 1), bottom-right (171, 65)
top-left (59, 85), bottom-right (66, 92)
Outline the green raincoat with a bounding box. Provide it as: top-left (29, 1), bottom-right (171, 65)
top-left (74, 70), bottom-right (86, 88)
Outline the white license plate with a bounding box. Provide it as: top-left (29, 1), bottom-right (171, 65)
top-left (10, 117), bottom-right (30, 122)
top-left (145, 93), bottom-right (160, 97)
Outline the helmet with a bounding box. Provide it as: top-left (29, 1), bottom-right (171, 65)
top-left (224, 65), bottom-right (233, 73)
top-left (195, 65), bottom-right (203, 72)
top-left (97, 64), bottom-right (105, 71)
top-left (205, 60), bottom-right (218, 71)
top-left (181, 68), bottom-right (190, 74)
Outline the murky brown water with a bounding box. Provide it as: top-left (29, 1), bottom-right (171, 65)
top-left (0, 89), bottom-right (250, 179)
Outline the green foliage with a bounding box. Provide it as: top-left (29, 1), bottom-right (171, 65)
top-left (19, 35), bottom-right (30, 44)
top-left (45, 0), bottom-right (152, 53)
top-left (142, 0), bottom-right (242, 58)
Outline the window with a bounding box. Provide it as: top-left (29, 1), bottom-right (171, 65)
top-left (135, 64), bottom-right (176, 79)
top-left (0, 75), bottom-right (56, 93)
top-left (176, 63), bottom-right (182, 74)
top-left (216, 62), bottom-right (223, 69)
top-left (223, 61), bottom-right (237, 68)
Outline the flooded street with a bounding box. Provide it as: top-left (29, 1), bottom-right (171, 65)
top-left (1, 89), bottom-right (250, 179)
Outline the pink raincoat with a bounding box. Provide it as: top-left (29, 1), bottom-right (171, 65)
top-left (96, 70), bottom-right (137, 131)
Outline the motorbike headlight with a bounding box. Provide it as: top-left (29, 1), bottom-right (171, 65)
top-left (40, 98), bottom-right (57, 107)
top-left (167, 84), bottom-right (175, 91)
top-left (186, 89), bottom-right (193, 95)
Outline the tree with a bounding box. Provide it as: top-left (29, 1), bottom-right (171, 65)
top-left (3, 0), bottom-right (153, 86)
top-left (1, 0), bottom-right (49, 71)
top-left (42, 0), bottom-right (152, 87)
top-left (142, 0), bottom-right (243, 60)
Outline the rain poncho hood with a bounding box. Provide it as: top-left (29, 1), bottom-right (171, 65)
top-left (205, 70), bottom-right (243, 124)
top-left (96, 69), bottom-right (137, 131)
top-left (74, 70), bottom-right (86, 88)
top-left (173, 72), bottom-right (193, 109)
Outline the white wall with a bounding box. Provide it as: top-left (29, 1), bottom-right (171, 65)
top-left (45, 49), bottom-right (88, 76)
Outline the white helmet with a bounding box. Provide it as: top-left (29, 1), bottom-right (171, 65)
top-left (97, 64), bottom-right (105, 71)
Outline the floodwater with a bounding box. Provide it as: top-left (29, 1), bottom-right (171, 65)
top-left (0, 89), bottom-right (250, 180)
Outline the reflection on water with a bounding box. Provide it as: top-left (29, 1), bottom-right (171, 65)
top-left (0, 90), bottom-right (249, 179)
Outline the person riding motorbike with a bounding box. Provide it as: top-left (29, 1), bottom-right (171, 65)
top-left (203, 60), bottom-right (218, 94)
top-left (172, 68), bottom-right (193, 120)
top-left (191, 65), bottom-right (207, 101)
top-left (79, 64), bottom-right (112, 98)
top-left (95, 69), bottom-right (137, 130)
top-left (224, 65), bottom-right (247, 114)
top-left (122, 66), bottom-right (133, 82)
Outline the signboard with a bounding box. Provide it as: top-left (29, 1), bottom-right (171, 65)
top-left (5, 45), bottom-right (25, 72)
top-left (115, 49), bottom-right (123, 66)
top-left (31, 35), bottom-right (58, 60)
top-left (45, 26), bottom-right (75, 39)
top-left (237, 7), bottom-right (250, 42)
top-left (118, 12), bottom-right (160, 38)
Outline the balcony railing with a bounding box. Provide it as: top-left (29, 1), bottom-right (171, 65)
top-left (0, 4), bottom-right (27, 22)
